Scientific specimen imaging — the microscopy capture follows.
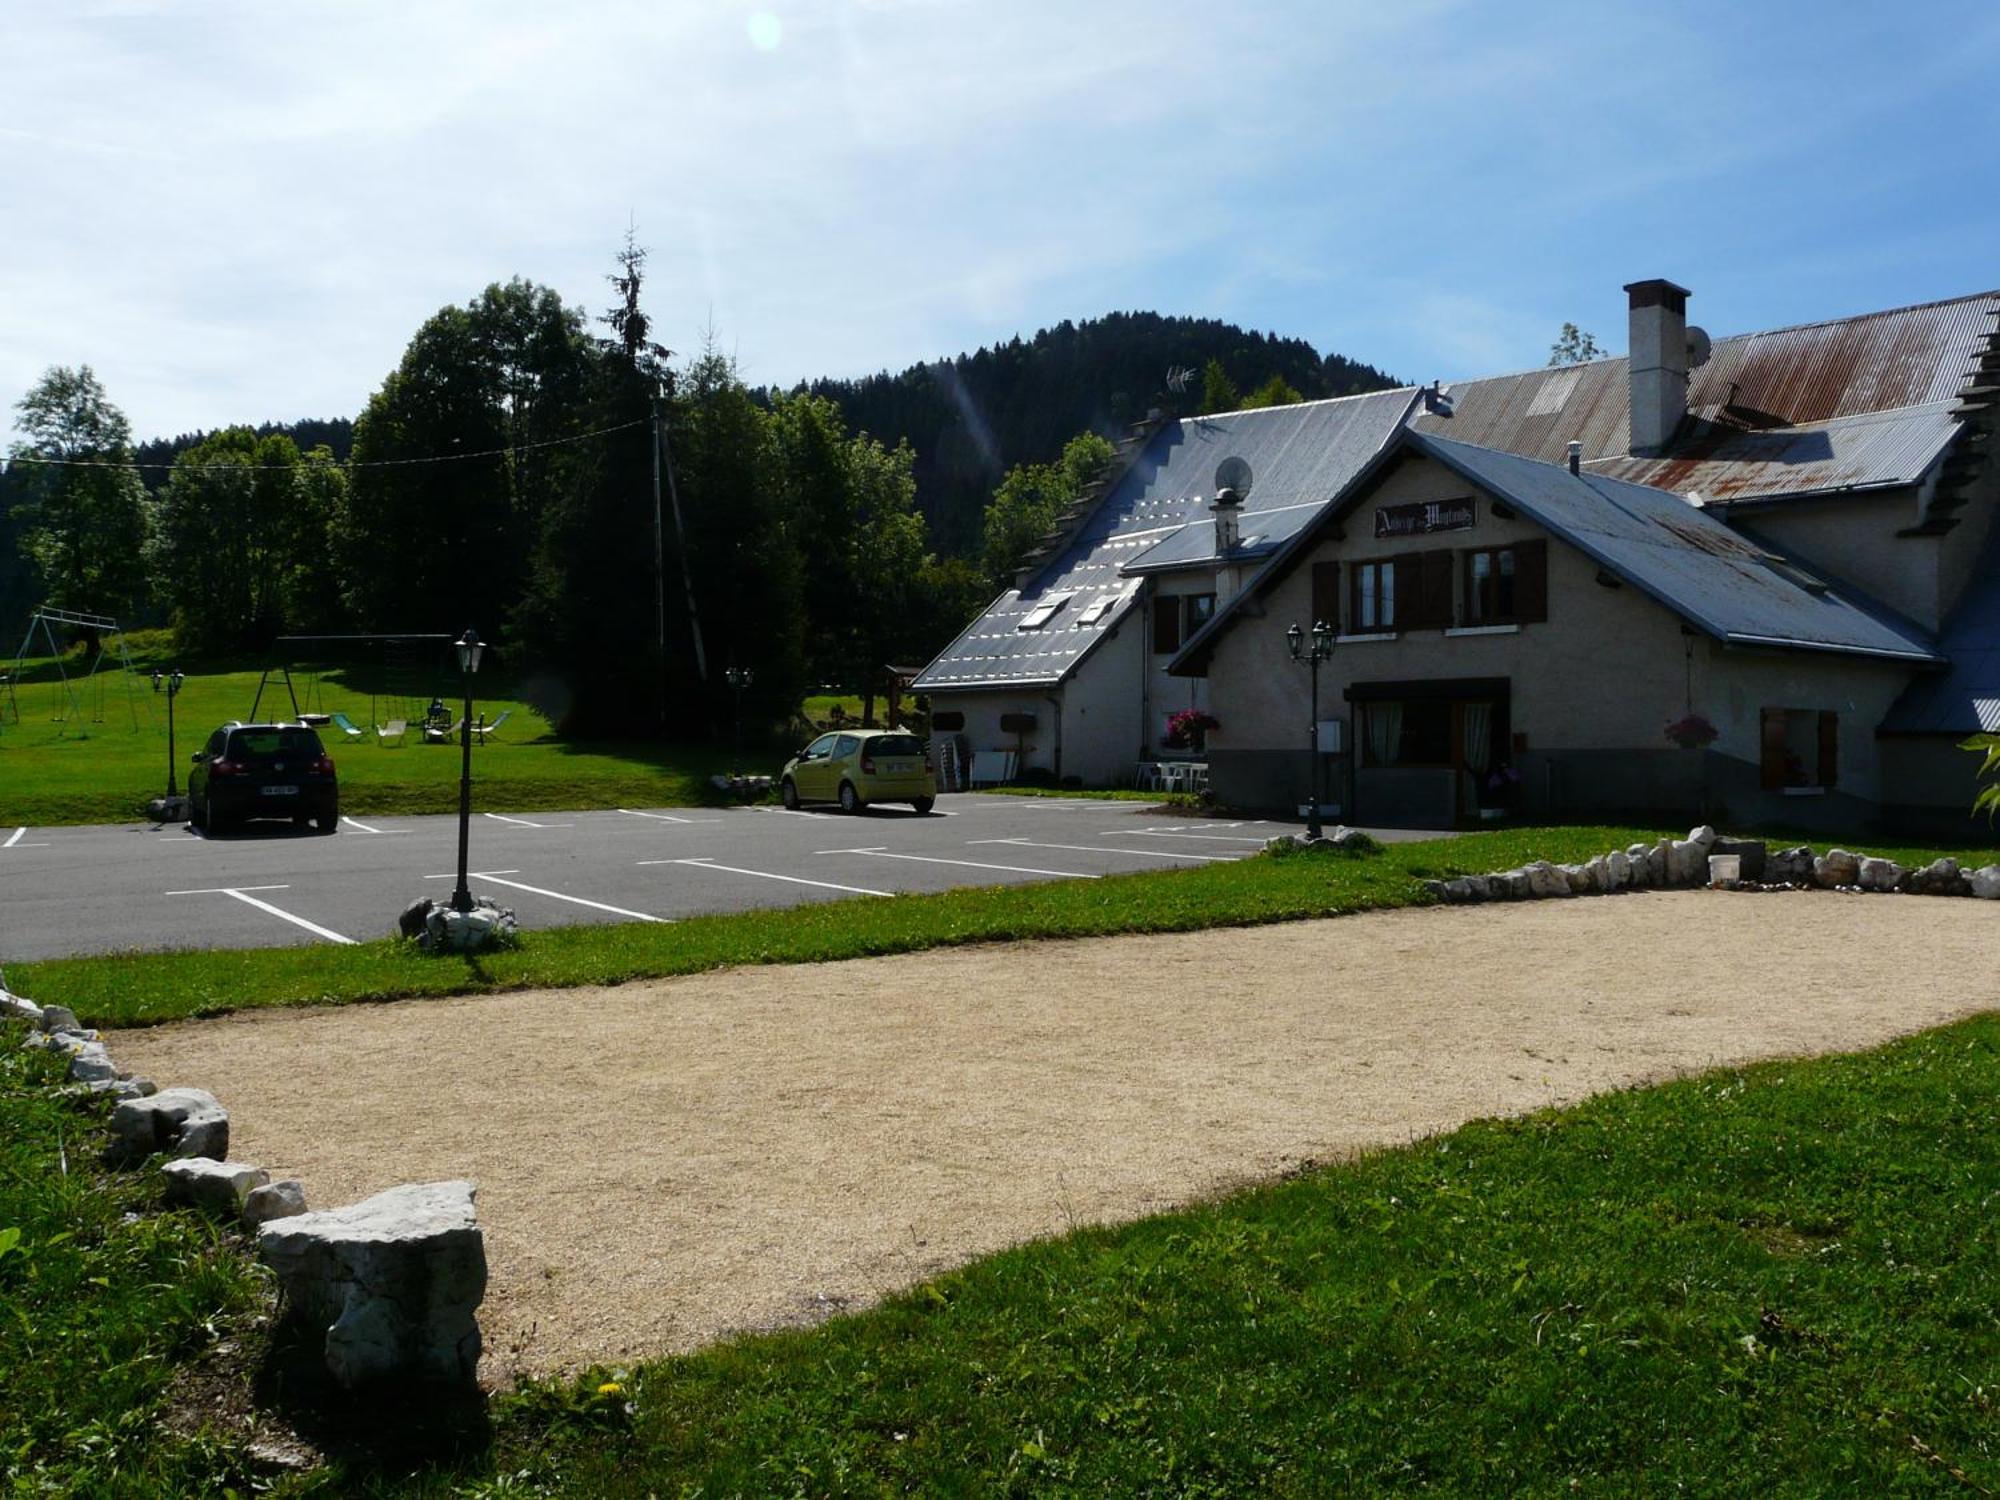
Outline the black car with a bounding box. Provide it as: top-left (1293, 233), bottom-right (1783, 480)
top-left (189, 721), bottom-right (339, 834)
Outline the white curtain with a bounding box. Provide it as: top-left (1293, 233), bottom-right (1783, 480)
top-left (1365, 701), bottom-right (1402, 766)
top-left (1461, 701), bottom-right (1493, 776)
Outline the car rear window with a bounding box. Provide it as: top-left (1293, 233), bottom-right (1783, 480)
top-left (872, 735), bottom-right (923, 757)
top-left (229, 727), bottom-right (325, 760)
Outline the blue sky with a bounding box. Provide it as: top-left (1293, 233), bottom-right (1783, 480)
top-left (4, 0), bottom-right (1998, 446)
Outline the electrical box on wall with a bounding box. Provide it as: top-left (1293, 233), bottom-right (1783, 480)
top-left (1316, 720), bottom-right (1344, 753)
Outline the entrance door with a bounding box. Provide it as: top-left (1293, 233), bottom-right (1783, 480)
top-left (1352, 685), bottom-right (1510, 826)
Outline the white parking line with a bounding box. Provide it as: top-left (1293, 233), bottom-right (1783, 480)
top-left (742, 806), bottom-right (821, 818)
top-left (427, 870), bottom-right (667, 923)
top-left (648, 856), bottom-right (892, 897)
top-left (617, 809), bottom-right (722, 825)
top-left (340, 815), bottom-right (404, 834)
top-left (819, 846), bottom-right (1097, 880)
top-left (969, 837), bottom-right (1241, 863)
top-left (2, 827), bottom-right (48, 849)
top-left (164, 885), bottom-right (356, 945)
top-left (482, 813), bottom-right (574, 829)
top-left (1106, 829), bottom-right (1274, 844)
top-left (423, 870), bottom-right (521, 879)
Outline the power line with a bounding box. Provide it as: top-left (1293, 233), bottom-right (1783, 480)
top-left (1, 416), bottom-right (650, 474)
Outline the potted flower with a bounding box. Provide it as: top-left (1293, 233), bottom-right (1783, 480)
top-left (1162, 708), bottom-right (1220, 753)
top-left (1479, 763), bottom-right (1521, 819)
top-left (1663, 713), bottom-right (1719, 750)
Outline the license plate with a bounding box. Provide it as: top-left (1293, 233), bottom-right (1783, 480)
top-left (265, 785), bottom-right (299, 796)
top-left (883, 761), bottom-right (914, 774)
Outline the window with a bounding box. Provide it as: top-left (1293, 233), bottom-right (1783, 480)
top-left (1077, 593), bottom-right (1120, 626)
top-left (801, 733), bottom-right (837, 760)
top-left (1761, 708), bottom-right (1838, 790)
top-left (1018, 591), bottom-right (1073, 630)
top-left (1153, 595), bottom-right (1183, 654)
top-left (1351, 561), bottom-right (1395, 632)
top-left (1463, 540), bottom-right (1548, 623)
top-left (1184, 593), bottom-right (1216, 633)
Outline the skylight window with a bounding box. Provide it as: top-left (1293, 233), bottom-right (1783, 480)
top-left (1017, 592), bottom-right (1074, 629)
top-left (1076, 593), bottom-right (1120, 626)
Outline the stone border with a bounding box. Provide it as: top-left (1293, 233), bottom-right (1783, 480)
top-left (2, 982), bottom-right (486, 1392)
top-left (1419, 826), bottom-right (2000, 905)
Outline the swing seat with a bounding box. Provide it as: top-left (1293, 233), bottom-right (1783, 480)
top-left (470, 711), bottom-right (511, 743)
top-left (424, 718), bottom-right (466, 743)
top-left (376, 718), bottom-right (409, 745)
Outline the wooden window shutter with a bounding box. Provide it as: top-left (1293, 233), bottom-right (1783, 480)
top-left (1817, 711), bottom-right (1838, 788)
top-left (1311, 562), bottom-right (1340, 633)
top-left (1152, 597), bottom-right (1181, 654)
top-left (1419, 549), bottom-right (1454, 627)
top-left (1514, 539), bottom-right (1549, 622)
top-left (1392, 553), bottom-right (1420, 629)
top-left (1760, 708), bottom-right (1786, 790)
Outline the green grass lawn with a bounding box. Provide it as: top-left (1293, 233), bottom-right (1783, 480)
top-left (8, 1011), bottom-right (1997, 1493)
top-left (0, 653), bottom-right (773, 826)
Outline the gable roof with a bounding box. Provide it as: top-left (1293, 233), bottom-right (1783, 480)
top-left (1881, 527), bottom-right (2000, 734)
top-left (1169, 429), bottom-right (1944, 676)
top-left (910, 388), bottom-right (1415, 692)
top-left (1410, 291), bottom-right (1999, 503)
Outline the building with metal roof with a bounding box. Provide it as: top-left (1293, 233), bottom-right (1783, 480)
top-left (910, 275), bottom-right (2000, 827)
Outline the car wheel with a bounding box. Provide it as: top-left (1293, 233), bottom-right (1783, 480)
top-left (781, 777), bottom-right (801, 810)
top-left (912, 796), bottom-right (935, 814)
top-left (838, 780), bottom-right (864, 814)
top-left (315, 810), bottom-right (338, 835)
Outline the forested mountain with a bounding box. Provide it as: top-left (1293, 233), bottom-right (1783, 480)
top-left (786, 312), bottom-right (1400, 554)
top-left (132, 418), bottom-right (354, 493)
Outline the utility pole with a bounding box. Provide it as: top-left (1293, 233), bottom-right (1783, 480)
top-left (650, 392), bottom-right (669, 723)
top-left (651, 388), bottom-right (708, 706)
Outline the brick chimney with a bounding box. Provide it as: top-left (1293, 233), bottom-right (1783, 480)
top-left (1623, 278), bottom-right (1691, 455)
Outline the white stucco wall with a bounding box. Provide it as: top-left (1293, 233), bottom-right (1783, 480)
top-left (1199, 453), bottom-right (1917, 811)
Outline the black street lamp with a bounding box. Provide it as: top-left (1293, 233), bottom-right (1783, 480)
top-left (448, 627), bottom-right (484, 914)
top-left (725, 665), bottom-right (753, 776)
top-left (151, 668), bottom-right (185, 798)
top-left (1286, 620), bottom-right (1336, 840)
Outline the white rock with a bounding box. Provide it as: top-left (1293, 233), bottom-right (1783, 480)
top-left (1605, 849), bottom-right (1631, 890)
top-left (38, 1005), bottom-right (82, 1035)
top-left (1856, 857), bottom-right (1904, 892)
top-left (0, 990), bottom-right (42, 1025)
top-left (1526, 861), bottom-right (1571, 898)
top-left (106, 1087), bottom-right (229, 1165)
top-left (1814, 849), bottom-right (1860, 888)
top-left (1561, 863), bottom-right (1594, 895)
top-left (66, 1039), bottom-right (119, 1084)
top-left (1970, 865), bottom-right (2000, 900)
top-left (1585, 854), bottom-right (1612, 892)
top-left (244, 1179), bottom-right (309, 1224)
top-left (1687, 825), bottom-right (1718, 853)
top-left (1664, 840), bottom-right (1701, 885)
top-left (163, 1158), bottom-right (269, 1215)
top-left (259, 1180), bottom-right (486, 1389)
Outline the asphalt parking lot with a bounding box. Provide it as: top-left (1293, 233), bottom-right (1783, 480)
top-left (0, 796), bottom-right (1442, 962)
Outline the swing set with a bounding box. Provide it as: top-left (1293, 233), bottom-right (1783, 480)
top-left (251, 634), bottom-right (457, 735)
top-left (4, 606), bottom-right (152, 737)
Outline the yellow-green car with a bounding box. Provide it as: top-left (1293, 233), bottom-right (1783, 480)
top-left (781, 729), bottom-right (936, 813)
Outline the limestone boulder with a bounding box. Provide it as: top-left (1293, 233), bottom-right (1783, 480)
top-left (1856, 857), bottom-right (1905, 893)
top-left (1767, 845), bottom-right (1815, 884)
top-left (38, 1005), bottom-right (83, 1036)
top-left (65, 1039), bottom-right (120, 1085)
top-left (1970, 865), bottom-right (2000, 900)
top-left (1907, 858), bottom-right (1967, 897)
top-left (1665, 840), bottom-right (1705, 885)
top-left (164, 1158), bottom-right (269, 1215)
top-left (244, 1179), bottom-right (309, 1225)
top-left (259, 1180), bottom-right (486, 1390)
top-left (1605, 849), bottom-right (1631, 890)
top-left (106, 1087), bottom-right (229, 1165)
top-left (1525, 862), bottom-right (1571, 898)
top-left (1814, 849), bottom-right (1860, 888)
top-left (1, 990), bottom-right (42, 1026)
top-left (1687, 825), bottom-right (1718, 853)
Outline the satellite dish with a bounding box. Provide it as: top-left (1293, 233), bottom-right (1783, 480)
top-left (1214, 455), bottom-right (1254, 497)
top-left (1685, 326), bottom-right (1713, 370)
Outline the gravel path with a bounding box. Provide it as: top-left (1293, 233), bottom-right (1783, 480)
top-left (111, 890), bottom-right (1999, 1380)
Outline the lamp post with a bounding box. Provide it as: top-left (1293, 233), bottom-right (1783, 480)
top-left (725, 665), bottom-right (753, 777)
top-left (448, 627), bottom-right (484, 914)
top-left (151, 668), bottom-right (185, 797)
top-left (1286, 620), bottom-right (1336, 839)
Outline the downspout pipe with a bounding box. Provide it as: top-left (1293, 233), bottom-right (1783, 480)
top-left (1044, 694), bottom-right (1063, 783)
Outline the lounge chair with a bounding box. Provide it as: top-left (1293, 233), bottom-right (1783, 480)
top-left (329, 712), bottom-right (365, 742)
top-left (375, 718), bottom-right (408, 745)
top-left (470, 711), bottom-right (511, 743)
top-left (424, 718), bottom-right (465, 744)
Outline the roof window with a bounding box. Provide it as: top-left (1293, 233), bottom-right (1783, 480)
top-left (1076, 593), bottom-right (1121, 626)
top-left (1017, 592), bottom-right (1074, 629)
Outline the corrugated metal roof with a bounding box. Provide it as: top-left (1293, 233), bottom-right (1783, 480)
top-left (912, 389), bottom-right (1415, 690)
top-left (1415, 434), bottom-right (1943, 663)
top-left (1411, 291), bottom-right (2000, 498)
top-left (1882, 534), bottom-right (2000, 732)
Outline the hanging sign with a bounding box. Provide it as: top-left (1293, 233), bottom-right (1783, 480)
top-left (1375, 497), bottom-right (1475, 539)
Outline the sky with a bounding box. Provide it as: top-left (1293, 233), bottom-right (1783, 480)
top-left (4, 0), bottom-right (1999, 447)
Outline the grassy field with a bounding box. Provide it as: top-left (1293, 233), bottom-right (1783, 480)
top-left (0, 650), bottom-right (773, 826)
top-left (7, 1010), bottom-right (1997, 1493)
top-left (16, 823), bottom-right (1996, 1032)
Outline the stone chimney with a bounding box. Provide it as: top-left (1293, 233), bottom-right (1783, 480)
top-left (1623, 278), bottom-right (1692, 455)
top-left (1210, 487), bottom-right (1243, 554)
